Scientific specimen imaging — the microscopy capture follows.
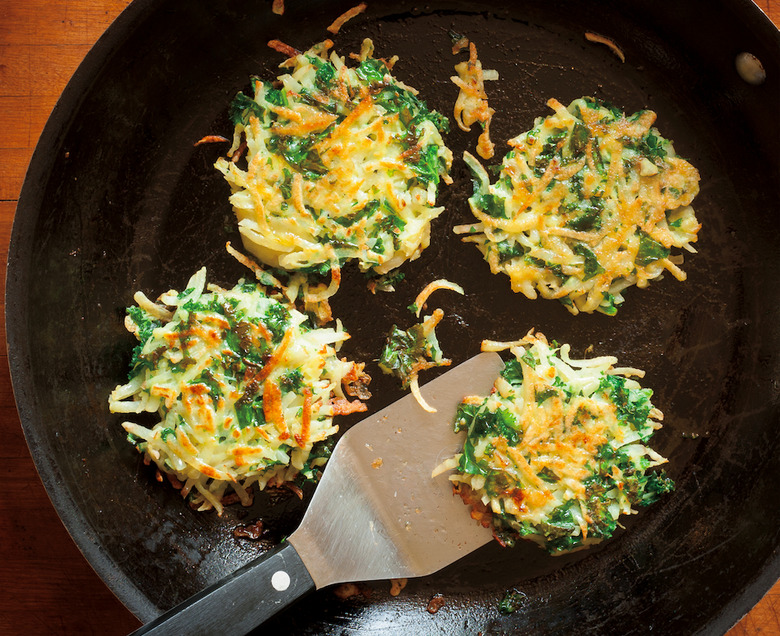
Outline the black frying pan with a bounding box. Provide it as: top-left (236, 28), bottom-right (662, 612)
top-left (7, 0), bottom-right (779, 633)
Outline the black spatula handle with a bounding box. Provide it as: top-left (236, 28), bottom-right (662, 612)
top-left (131, 541), bottom-right (315, 636)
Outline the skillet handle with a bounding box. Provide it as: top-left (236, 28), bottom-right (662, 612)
top-left (131, 541), bottom-right (315, 636)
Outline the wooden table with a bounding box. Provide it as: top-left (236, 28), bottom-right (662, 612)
top-left (1, 1), bottom-right (778, 634)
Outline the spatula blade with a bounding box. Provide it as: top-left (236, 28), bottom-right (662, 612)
top-left (289, 351), bottom-right (504, 588)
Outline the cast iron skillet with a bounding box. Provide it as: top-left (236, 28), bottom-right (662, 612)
top-left (7, 0), bottom-right (779, 633)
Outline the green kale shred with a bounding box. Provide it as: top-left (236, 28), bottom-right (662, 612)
top-left (332, 199), bottom-right (380, 227)
top-left (372, 84), bottom-right (449, 134)
top-left (535, 387), bottom-right (558, 404)
top-left (581, 96), bottom-right (623, 122)
top-left (300, 437), bottom-right (337, 480)
top-left (598, 374), bottom-right (653, 429)
top-left (126, 306), bottom-right (162, 372)
top-left (409, 144), bottom-right (445, 186)
top-left (264, 85), bottom-right (288, 108)
top-left (264, 303), bottom-right (291, 342)
top-left (235, 401), bottom-right (266, 430)
top-left (599, 292), bottom-right (619, 316)
top-left (563, 197), bottom-right (603, 232)
top-left (278, 168), bottom-right (294, 199)
top-left (229, 92), bottom-right (265, 126)
top-left (267, 133), bottom-right (329, 180)
top-left (309, 56), bottom-right (336, 89)
top-left (570, 122), bottom-right (590, 156)
top-left (367, 201), bottom-right (407, 250)
top-left (127, 306), bottom-right (159, 343)
top-left (193, 369), bottom-right (223, 399)
top-left (498, 589), bottom-right (527, 615)
top-left (573, 243), bottom-right (605, 280)
top-left (501, 358), bottom-right (525, 384)
top-left (355, 58), bottom-right (388, 83)
top-left (456, 403), bottom-right (520, 476)
top-left (280, 368), bottom-right (304, 392)
top-left (493, 239), bottom-right (526, 263)
top-left (524, 255), bottom-right (564, 280)
top-left (378, 323), bottom-right (442, 388)
top-left (473, 192), bottom-right (507, 219)
top-left (636, 131), bottom-right (668, 161)
top-left (636, 230), bottom-right (670, 265)
top-left (532, 128), bottom-right (567, 176)
top-left (537, 466), bottom-right (560, 483)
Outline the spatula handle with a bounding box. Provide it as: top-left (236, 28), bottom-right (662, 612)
top-left (131, 542), bottom-right (315, 636)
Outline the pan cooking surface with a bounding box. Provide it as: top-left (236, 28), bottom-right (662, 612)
top-left (7, 0), bottom-right (779, 633)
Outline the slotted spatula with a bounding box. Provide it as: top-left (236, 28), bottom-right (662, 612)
top-left (132, 352), bottom-right (504, 636)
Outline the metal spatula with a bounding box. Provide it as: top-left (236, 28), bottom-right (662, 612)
top-left (133, 352), bottom-right (504, 636)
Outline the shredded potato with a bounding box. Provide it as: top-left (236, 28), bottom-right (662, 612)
top-left (451, 42), bottom-right (498, 159)
top-left (437, 331), bottom-right (673, 553)
top-left (327, 2), bottom-right (367, 34)
top-left (412, 278), bottom-right (464, 317)
top-left (267, 39), bottom-right (300, 58)
top-left (194, 135), bottom-right (229, 146)
top-left (450, 31), bottom-right (470, 55)
top-left (585, 32), bottom-right (625, 62)
top-left (109, 267), bottom-right (369, 515)
top-left (215, 38), bottom-right (452, 307)
top-left (455, 97), bottom-right (701, 315)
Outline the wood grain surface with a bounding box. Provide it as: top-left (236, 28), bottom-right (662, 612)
top-left (1, 1), bottom-right (778, 634)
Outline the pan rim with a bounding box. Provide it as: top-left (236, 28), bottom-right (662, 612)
top-left (5, 0), bottom-right (779, 629)
top-left (6, 0), bottom-right (164, 620)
